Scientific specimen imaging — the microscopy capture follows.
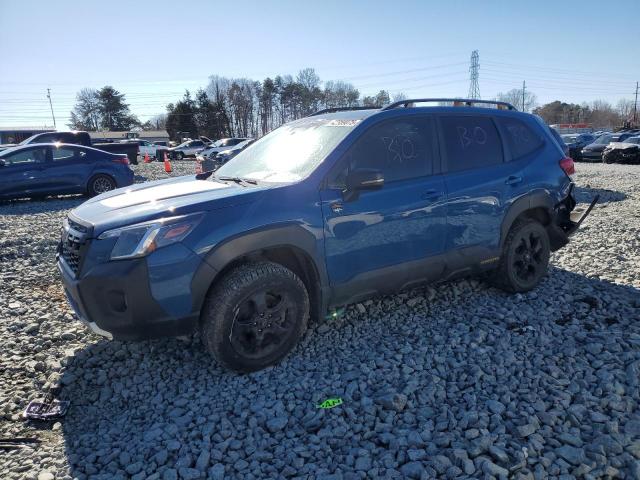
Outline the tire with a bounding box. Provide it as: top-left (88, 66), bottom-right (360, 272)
top-left (200, 261), bottom-right (309, 373)
top-left (175, 152), bottom-right (184, 161)
top-left (87, 174), bottom-right (116, 197)
top-left (490, 219), bottom-right (550, 293)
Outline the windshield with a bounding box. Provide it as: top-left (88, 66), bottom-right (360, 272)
top-left (215, 139), bottom-right (233, 147)
top-left (18, 134), bottom-right (39, 145)
top-left (215, 117), bottom-right (360, 183)
top-left (0, 145), bottom-right (22, 157)
top-left (594, 134), bottom-right (612, 144)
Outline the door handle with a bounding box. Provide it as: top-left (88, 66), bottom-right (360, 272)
top-left (421, 190), bottom-right (443, 201)
top-left (505, 175), bottom-right (523, 186)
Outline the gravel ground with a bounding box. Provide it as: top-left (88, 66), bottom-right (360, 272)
top-left (1, 162), bottom-right (639, 480)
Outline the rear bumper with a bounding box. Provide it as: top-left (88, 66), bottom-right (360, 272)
top-left (57, 245), bottom-right (214, 341)
top-left (548, 186), bottom-right (598, 250)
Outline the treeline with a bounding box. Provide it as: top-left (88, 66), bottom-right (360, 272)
top-left (533, 99), bottom-right (636, 128)
top-left (162, 68), bottom-right (398, 140)
top-left (68, 70), bottom-right (637, 138)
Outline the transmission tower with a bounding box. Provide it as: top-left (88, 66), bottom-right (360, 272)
top-left (468, 50), bottom-right (480, 99)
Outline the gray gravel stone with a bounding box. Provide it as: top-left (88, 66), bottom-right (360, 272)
top-left (1, 162), bottom-right (639, 479)
top-left (556, 445), bottom-right (587, 466)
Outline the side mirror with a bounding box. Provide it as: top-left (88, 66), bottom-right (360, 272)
top-left (0, 159), bottom-right (5, 167)
top-left (344, 168), bottom-right (384, 201)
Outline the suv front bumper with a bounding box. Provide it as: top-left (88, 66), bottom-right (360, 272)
top-left (57, 246), bottom-right (214, 341)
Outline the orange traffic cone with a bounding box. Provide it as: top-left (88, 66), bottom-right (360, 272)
top-left (143, 152), bottom-right (151, 163)
top-left (163, 152), bottom-right (172, 173)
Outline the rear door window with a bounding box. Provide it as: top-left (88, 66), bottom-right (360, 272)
top-left (52, 146), bottom-right (85, 162)
top-left (496, 117), bottom-right (544, 160)
top-left (330, 116), bottom-right (437, 187)
top-left (440, 116), bottom-right (504, 172)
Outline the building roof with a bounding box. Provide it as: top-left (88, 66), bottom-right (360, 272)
top-left (0, 126), bottom-right (55, 132)
top-left (139, 130), bottom-right (170, 138)
top-left (87, 130), bottom-right (169, 140)
top-left (87, 131), bottom-right (127, 140)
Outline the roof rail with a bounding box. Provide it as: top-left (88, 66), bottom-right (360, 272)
top-left (309, 106), bottom-right (381, 117)
top-left (382, 98), bottom-right (517, 111)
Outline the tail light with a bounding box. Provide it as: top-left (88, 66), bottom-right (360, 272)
top-left (112, 155), bottom-right (129, 165)
top-left (559, 157), bottom-right (575, 177)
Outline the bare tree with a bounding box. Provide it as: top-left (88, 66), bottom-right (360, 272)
top-left (617, 98), bottom-right (635, 119)
top-left (497, 88), bottom-right (538, 112)
top-left (69, 88), bottom-right (100, 130)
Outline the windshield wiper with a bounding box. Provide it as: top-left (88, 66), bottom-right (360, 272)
top-left (216, 175), bottom-right (257, 185)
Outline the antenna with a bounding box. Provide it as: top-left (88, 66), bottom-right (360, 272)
top-left (468, 50), bottom-right (480, 100)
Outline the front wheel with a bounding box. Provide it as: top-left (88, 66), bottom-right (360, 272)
top-left (200, 262), bottom-right (309, 373)
top-left (491, 219), bottom-right (550, 293)
top-left (87, 174), bottom-right (116, 197)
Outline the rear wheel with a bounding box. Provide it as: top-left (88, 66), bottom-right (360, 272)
top-left (491, 219), bottom-right (550, 293)
top-left (175, 151), bottom-right (184, 161)
top-left (87, 174), bottom-right (116, 197)
top-left (200, 262), bottom-right (309, 372)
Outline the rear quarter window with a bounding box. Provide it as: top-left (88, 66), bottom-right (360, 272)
top-left (496, 117), bottom-right (544, 160)
top-left (440, 115), bottom-right (504, 172)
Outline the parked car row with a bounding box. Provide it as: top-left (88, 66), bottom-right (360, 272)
top-left (168, 137), bottom-right (250, 160)
top-left (580, 132), bottom-right (635, 161)
top-left (196, 138), bottom-right (255, 171)
top-left (556, 128), bottom-right (640, 163)
top-left (603, 136), bottom-right (640, 164)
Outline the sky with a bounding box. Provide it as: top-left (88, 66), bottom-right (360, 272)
top-left (0, 0), bottom-right (638, 129)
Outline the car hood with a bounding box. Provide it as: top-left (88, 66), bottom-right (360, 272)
top-left (70, 175), bottom-right (269, 235)
top-left (583, 143), bottom-right (606, 151)
top-left (605, 142), bottom-right (639, 150)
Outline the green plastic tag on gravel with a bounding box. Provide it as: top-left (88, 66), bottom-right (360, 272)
top-left (316, 397), bottom-right (343, 409)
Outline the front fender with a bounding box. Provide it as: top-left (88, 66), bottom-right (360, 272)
top-left (191, 222), bottom-right (330, 318)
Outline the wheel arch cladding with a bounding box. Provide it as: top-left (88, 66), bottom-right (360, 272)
top-left (500, 192), bottom-right (554, 248)
top-left (197, 225), bottom-right (327, 323)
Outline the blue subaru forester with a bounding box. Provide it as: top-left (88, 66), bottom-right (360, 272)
top-left (58, 99), bottom-right (596, 372)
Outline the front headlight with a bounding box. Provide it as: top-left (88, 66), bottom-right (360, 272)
top-left (98, 213), bottom-right (203, 260)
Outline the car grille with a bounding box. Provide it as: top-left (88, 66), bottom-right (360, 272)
top-left (60, 218), bottom-right (91, 277)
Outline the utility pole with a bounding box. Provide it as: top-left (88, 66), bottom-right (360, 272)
top-left (47, 88), bottom-right (57, 129)
top-left (634, 81), bottom-right (638, 124)
top-left (522, 80), bottom-right (526, 112)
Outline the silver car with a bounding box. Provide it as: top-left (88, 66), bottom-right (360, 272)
top-left (168, 140), bottom-right (207, 160)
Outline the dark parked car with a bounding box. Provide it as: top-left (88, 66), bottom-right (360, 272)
top-left (560, 133), bottom-right (595, 161)
top-left (581, 132), bottom-right (634, 161)
top-left (0, 143), bottom-right (134, 200)
top-left (58, 98), bottom-right (595, 372)
top-left (603, 136), bottom-right (640, 164)
top-left (0, 130), bottom-right (140, 164)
